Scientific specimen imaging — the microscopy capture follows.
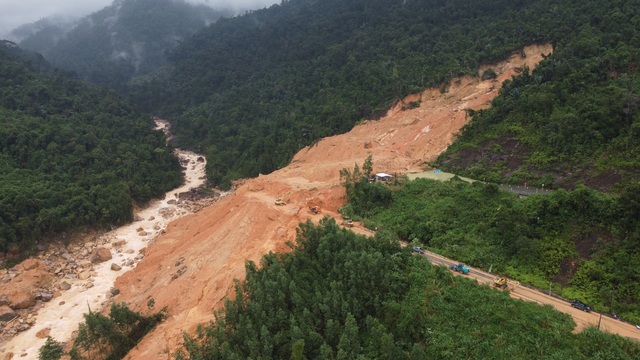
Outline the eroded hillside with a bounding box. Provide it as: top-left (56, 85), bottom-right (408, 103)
top-left (110, 44), bottom-right (552, 358)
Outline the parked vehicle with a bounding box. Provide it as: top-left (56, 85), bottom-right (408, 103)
top-left (412, 246), bottom-right (425, 254)
top-left (571, 300), bottom-right (591, 312)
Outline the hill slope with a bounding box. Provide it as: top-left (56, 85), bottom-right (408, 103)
top-left (133, 0), bottom-right (566, 188)
top-left (114, 45), bottom-right (552, 358)
top-left (436, 1), bottom-right (640, 191)
top-left (0, 41), bottom-right (183, 257)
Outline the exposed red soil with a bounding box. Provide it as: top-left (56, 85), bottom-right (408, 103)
top-left (113, 44), bottom-right (554, 359)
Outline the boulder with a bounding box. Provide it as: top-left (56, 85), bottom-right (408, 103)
top-left (0, 305), bottom-right (18, 321)
top-left (36, 328), bottom-right (51, 339)
top-left (34, 292), bottom-right (53, 302)
top-left (90, 248), bottom-right (112, 264)
top-left (110, 264), bottom-right (122, 271)
top-left (0, 294), bottom-right (9, 306)
top-left (21, 259), bottom-right (40, 271)
top-left (78, 271), bottom-right (91, 280)
top-left (112, 239), bottom-right (127, 248)
top-left (10, 291), bottom-right (35, 310)
top-left (110, 287), bottom-right (120, 296)
top-left (59, 281), bottom-right (71, 291)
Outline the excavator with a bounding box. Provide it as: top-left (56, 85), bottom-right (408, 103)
top-left (296, 204), bottom-right (321, 215)
top-left (493, 275), bottom-right (520, 290)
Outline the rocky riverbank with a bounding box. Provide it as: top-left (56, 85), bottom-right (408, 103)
top-left (0, 122), bottom-right (217, 359)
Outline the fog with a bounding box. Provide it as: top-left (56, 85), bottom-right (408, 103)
top-left (0, 0), bottom-right (279, 39)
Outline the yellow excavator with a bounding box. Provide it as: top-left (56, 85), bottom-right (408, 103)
top-left (493, 275), bottom-right (520, 290)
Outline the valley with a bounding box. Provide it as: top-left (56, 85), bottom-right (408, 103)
top-left (0, 121), bottom-right (212, 359)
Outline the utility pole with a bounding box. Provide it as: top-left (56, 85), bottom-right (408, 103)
top-left (597, 313), bottom-right (602, 330)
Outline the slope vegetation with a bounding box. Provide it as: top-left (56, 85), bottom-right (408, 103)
top-left (437, 1), bottom-right (640, 191)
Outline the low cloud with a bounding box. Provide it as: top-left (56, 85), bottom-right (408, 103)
top-left (0, 0), bottom-right (279, 39)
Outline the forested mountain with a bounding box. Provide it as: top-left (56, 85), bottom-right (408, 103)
top-left (18, 0), bottom-right (232, 91)
top-left (0, 41), bottom-right (183, 256)
top-left (436, 2), bottom-right (640, 192)
top-left (130, 0), bottom-right (637, 191)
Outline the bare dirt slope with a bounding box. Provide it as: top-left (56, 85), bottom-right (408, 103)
top-left (116, 44), bottom-right (554, 358)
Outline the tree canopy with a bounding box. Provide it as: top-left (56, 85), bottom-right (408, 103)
top-left (0, 42), bottom-right (183, 256)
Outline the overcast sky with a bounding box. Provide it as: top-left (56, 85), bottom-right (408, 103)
top-left (0, 0), bottom-right (279, 38)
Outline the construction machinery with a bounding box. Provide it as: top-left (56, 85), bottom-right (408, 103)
top-left (449, 263), bottom-right (470, 274)
top-left (493, 275), bottom-right (520, 290)
top-left (275, 191), bottom-right (290, 206)
top-left (296, 204), bottom-right (322, 215)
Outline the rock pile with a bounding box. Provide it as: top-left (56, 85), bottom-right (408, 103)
top-left (0, 239), bottom-right (121, 341)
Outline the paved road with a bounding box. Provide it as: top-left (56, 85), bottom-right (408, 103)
top-left (417, 249), bottom-right (640, 342)
top-left (407, 171), bottom-right (551, 197)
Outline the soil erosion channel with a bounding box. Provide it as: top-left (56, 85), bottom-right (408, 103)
top-left (1, 120), bottom-right (207, 359)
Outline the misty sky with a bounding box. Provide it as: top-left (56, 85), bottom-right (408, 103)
top-left (0, 0), bottom-right (279, 38)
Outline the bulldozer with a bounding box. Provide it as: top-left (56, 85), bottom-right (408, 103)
top-left (493, 275), bottom-right (519, 290)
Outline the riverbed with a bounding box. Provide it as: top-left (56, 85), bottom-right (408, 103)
top-left (1, 120), bottom-right (207, 358)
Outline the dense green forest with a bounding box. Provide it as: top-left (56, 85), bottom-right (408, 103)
top-left (0, 41), bottom-right (183, 256)
top-left (19, 0), bottom-right (231, 91)
top-left (339, 161), bottom-right (640, 323)
top-left (129, 0), bottom-right (636, 190)
top-left (175, 219), bottom-right (640, 359)
top-left (436, 2), bottom-right (640, 191)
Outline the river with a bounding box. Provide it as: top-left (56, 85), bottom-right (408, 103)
top-left (1, 120), bottom-right (206, 359)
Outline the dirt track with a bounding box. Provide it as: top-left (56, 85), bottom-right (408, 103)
top-left (420, 250), bottom-right (640, 342)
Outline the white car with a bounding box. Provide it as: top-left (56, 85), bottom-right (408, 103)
top-left (412, 246), bottom-right (425, 254)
